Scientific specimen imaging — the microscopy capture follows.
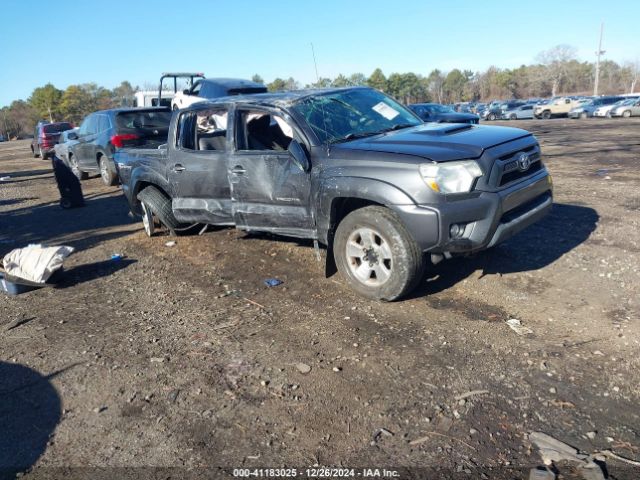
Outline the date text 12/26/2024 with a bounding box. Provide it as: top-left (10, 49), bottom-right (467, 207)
top-left (233, 468), bottom-right (400, 478)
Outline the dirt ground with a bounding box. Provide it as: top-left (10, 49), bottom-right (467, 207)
top-left (1, 119), bottom-right (639, 480)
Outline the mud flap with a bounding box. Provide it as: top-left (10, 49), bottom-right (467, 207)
top-left (324, 235), bottom-right (337, 277)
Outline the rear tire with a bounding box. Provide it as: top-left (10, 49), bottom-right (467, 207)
top-left (622, 110), bottom-right (632, 118)
top-left (487, 113), bottom-right (496, 121)
top-left (39, 147), bottom-right (47, 159)
top-left (137, 186), bottom-right (182, 235)
top-left (333, 206), bottom-right (425, 301)
top-left (140, 201), bottom-right (156, 237)
top-left (31, 146), bottom-right (38, 158)
top-left (69, 154), bottom-right (89, 180)
top-left (509, 114), bottom-right (517, 120)
top-left (99, 156), bottom-right (118, 186)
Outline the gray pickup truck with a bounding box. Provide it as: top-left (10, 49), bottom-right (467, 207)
top-left (116, 87), bottom-right (552, 300)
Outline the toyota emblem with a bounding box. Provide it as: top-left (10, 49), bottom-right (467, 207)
top-left (517, 153), bottom-right (531, 171)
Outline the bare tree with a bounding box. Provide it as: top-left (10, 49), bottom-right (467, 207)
top-left (623, 59), bottom-right (640, 93)
top-left (536, 45), bottom-right (578, 96)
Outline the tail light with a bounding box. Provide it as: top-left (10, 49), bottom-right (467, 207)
top-left (111, 134), bottom-right (139, 148)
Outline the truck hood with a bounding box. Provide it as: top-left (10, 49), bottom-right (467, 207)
top-left (334, 123), bottom-right (531, 162)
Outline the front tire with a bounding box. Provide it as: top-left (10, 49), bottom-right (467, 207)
top-left (333, 206), bottom-right (424, 301)
top-left (487, 113), bottom-right (496, 121)
top-left (509, 114), bottom-right (517, 120)
top-left (542, 111), bottom-right (551, 120)
top-left (99, 156), bottom-right (118, 186)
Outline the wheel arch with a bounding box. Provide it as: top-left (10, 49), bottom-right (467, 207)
top-left (316, 176), bottom-right (416, 276)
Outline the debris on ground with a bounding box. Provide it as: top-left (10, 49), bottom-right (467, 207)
top-left (3, 244), bottom-right (74, 283)
top-left (528, 467), bottom-right (556, 480)
top-left (165, 241), bottom-right (176, 247)
top-left (454, 389), bottom-right (490, 401)
top-left (264, 278), bottom-right (283, 287)
top-left (295, 363), bottom-right (312, 374)
top-left (167, 389), bottom-right (180, 403)
top-left (111, 253), bottom-right (123, 262)
top-left (372, 427), bottom-right (394, 443)
top-left (506, 318), bottom-right (533, 335)
top-left (0, 175), bottom-right (10, 181)
top-left (529, 431), bottom-right (607, 480)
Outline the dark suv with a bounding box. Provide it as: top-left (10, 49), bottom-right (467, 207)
top-left (67, 108), bottom-right (172, 185)
top-left (31, 121), bottom-right (74, 159)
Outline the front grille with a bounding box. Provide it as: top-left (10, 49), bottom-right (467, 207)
top-left (494, 147), bottom-right (542, 187)
top-left (499, 155), bottom-right (542, 186)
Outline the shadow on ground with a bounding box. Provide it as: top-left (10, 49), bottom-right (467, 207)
top-left (411, 202), bottom-right (599, 298)
top-left (59, 258), bottom-right (138, 287)
top-left (0, 193), bottom-right (136, 256)
top-left (0, 362), bottom-right (65, 480)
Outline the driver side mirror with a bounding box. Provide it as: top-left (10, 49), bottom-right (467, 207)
top-left (183, 89), bottom-right (189, 95)
top-left (67, 132), bottom-right (78, 140)
top-left (288, 139), bottom-right (310, 172)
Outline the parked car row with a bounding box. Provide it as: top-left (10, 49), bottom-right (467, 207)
top-left (30, 121), bottom-right (74, 159)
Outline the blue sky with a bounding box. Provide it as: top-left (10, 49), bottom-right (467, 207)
top-left (1, 0), bottom-right (639, 107)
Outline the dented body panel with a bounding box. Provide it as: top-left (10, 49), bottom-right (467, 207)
top-left (116, 87), bottom-right (552, 258)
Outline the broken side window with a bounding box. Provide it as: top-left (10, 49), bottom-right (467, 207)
top-left (176, 112), bottom-right (195, 150)
top-left (194, 109), bottom-right (228, 152)
top-left (237, 110), bottom-right (294, 152)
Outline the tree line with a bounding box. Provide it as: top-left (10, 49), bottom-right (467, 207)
top-left (2, 44), bottom-right (638, 139)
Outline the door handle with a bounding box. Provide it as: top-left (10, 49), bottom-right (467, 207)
top-left (172, 164), bottom-right (186, 172)
top-left (231, 166), bottom-right (246, 175)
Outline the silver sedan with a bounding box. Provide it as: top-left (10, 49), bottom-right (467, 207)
top-left (502, 104), bottom-right (534, 120)
top-left (610, 98), bottom-right (640, 118)
top-left (53, 128), bottom-right (79, 163)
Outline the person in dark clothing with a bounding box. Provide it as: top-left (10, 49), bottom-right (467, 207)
top-left (51, 155), bottom-right (84, 208)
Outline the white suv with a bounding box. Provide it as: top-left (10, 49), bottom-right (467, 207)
top-left (171, 78), bottom-right (267, 111)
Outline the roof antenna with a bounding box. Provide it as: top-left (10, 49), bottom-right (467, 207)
top-left (310, 43), bottom-right (330, 153)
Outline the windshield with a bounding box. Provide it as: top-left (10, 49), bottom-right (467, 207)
top-left (428, 104), bottom-right (454, 114)
top-left (291, 88), bottom-right (421, 144)
top-left (43, 123), bottom-right (73, 133)
top-left (115, 110), bottom-right (172, 131)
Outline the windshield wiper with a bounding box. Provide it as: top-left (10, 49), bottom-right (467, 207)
top-left (331, 130), bottom-right (384, 144)
top-left (379, 123), bottom-right (417, 133)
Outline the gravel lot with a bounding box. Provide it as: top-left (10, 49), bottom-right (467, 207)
top-left (1, 119), bottom-right (639, 479)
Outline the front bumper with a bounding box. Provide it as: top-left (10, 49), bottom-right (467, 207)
top-left (392, 171), bottom-right (553, 254)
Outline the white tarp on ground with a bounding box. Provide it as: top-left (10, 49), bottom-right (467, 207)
top-left (3, 244), bottom-right (74, 283)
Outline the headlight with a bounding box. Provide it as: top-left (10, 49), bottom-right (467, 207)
top-left (419, 161), bottom-right (483, 194)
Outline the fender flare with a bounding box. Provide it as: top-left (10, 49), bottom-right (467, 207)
top-left (129, 170), bottom-right (173, 215)
top-left (315, 176), bottom-right (417, 277)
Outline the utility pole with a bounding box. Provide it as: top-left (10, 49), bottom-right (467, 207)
top-left (1, 110), bottom-right (10, 141)
top-left (593, 22), bottom-right (605, 96)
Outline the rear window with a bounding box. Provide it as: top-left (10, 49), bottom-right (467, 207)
top-left (228, 87), bottom-right (268, 95)
top-left (43, 123), bottom-right (73, 133)
top-left (115, 111), bottom-right (172, 131)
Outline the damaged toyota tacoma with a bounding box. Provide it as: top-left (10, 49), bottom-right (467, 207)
top-left (116, 87), bottom-right (553, 300)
